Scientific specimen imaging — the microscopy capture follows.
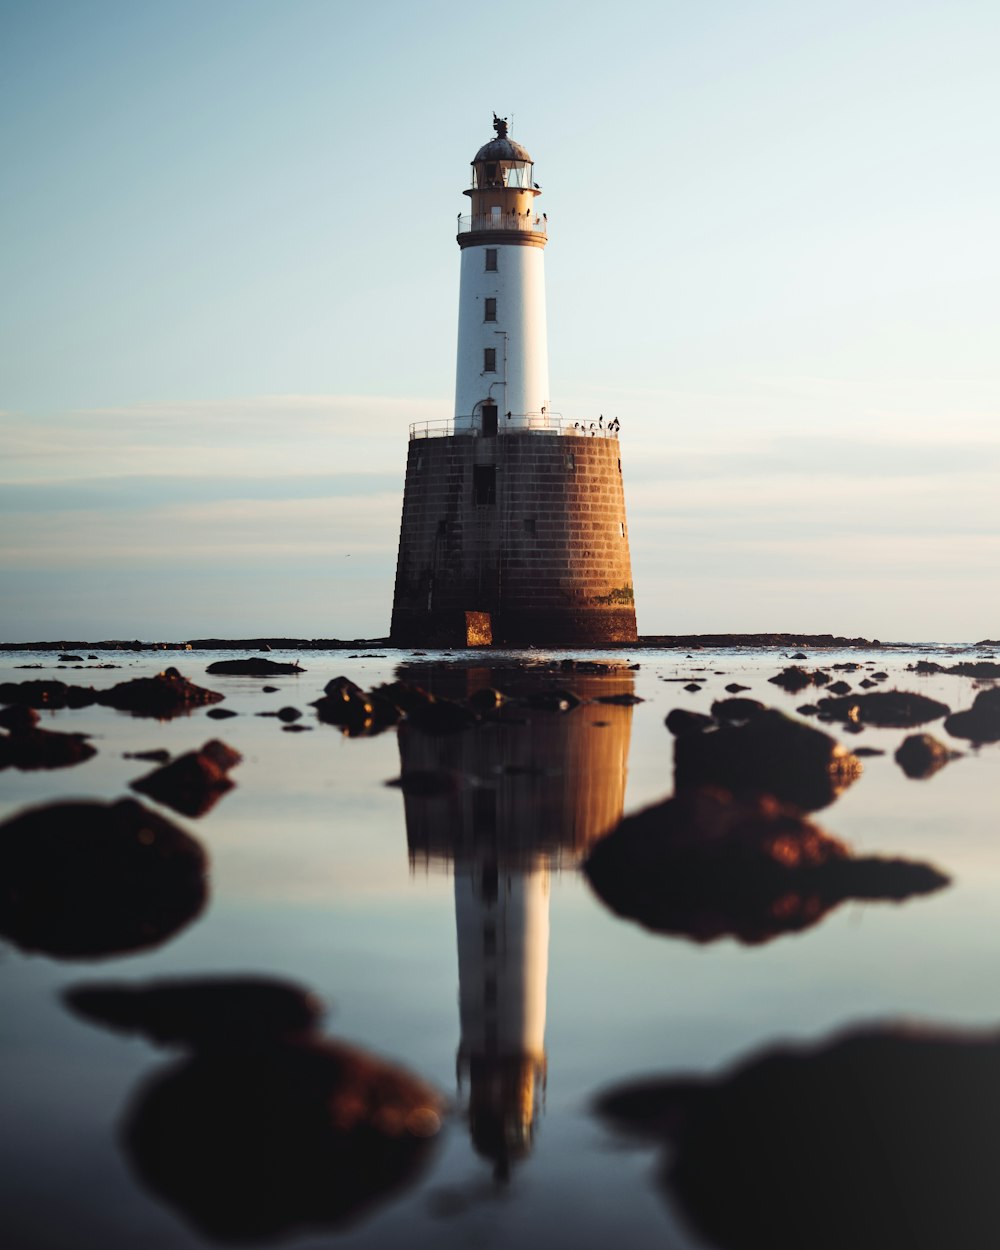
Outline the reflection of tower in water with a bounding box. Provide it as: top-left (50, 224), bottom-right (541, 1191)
top-left (397, 666), bottom-right (634, 1177)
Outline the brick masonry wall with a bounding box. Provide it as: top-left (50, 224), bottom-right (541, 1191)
top-left (390, 433), bottom-right (637, 645)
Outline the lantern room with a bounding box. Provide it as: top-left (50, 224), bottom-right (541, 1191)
top-left (465, 115), bottom-right (541, 228)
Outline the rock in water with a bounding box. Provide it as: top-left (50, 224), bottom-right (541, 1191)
top-left (205, 658), bottom-right (305, 676)
top-left (894, 734), bottom-right (959, 779)
top-left (596, 1021), bottom-right (1000, 1250)
top-left (943, 687), bottom-right (1000, 744)
top-left (673, 708), bottom-right (863, 811)
top-left (816, 689), bottom-right (950, 728)
top-left (64, 973), bottom-right (444, 1241)
top-left (584, 788), bottom-right (947, 945)
top-left (65, 976), bottom-right (325, 1049)
top-left (97, 668), bottom-right (224, 717)
top-left (0, 799), bottom-right (208, 958)
top-left (130, 740), bottom-right (241, 817)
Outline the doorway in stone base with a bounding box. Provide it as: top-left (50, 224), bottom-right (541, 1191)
top-left (481, 402), bottom-right (498, 438)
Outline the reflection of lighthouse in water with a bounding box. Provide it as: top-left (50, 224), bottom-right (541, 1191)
top-left (397, 666), bottom-right (634, 1177)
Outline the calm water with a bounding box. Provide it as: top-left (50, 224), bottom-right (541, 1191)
top-left (1, 643), bottom-right (998, 1249)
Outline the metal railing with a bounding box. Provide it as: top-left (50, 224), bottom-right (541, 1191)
top-left (409, 414), bottom-right (620, 440)
top-left (457, 213), bottom-right (548, 237)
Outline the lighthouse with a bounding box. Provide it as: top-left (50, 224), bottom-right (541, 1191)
top-left (390, 116), bottom-right (637, 648)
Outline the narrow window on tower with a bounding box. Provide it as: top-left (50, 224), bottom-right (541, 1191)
top-left (485, 248), bottom-right (498, 271)
top-left (484, 297), bottom-right (497, 322)
top-left (620, 521), bottom-right (626, 537)
top-left (473, 465), bottom-right (496, 506)
top-left (483, 347), bottom-right (496, 372)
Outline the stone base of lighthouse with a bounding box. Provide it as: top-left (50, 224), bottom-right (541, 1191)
top-left (390, 433), bottom-right (637, 648)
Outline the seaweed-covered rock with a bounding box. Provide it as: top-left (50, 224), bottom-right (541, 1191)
top-left (943, 687), bottom-right (1000, 744)
top-left (584, 788), bottom-right (946, 945)
top-left (895, 734), bottom-right (960, 779)
top-left (674, 708), bottom-right (863, 811)
top-left (0, 799), bottom-right (208, 958)
top-left (130, 741), bottom-right (241, 817)
top-left (596, 1021), bottom-right (1000, 1250)
top-left (98, 668), bottom-right (225, 718)
top-left (816, 689), bottom-right (951, 728)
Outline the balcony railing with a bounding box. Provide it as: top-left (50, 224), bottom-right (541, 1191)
top-left (409, 414), bottom-right (620, 440)
top-left (457, 213), bottom-right (548, 237)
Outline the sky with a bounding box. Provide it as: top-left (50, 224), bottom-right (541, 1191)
top-left (1, 0), bottom-right (997, 643)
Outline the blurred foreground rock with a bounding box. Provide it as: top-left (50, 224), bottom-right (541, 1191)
top-left (943, 687), bottom-right (1000, 744)
top-left (64, 974), bottom-right (444, 1242)
top-left (130, 740), bottom-right (242, 817)
top-left (0, 799), bottom-right (207, 958)
top-left (596, 1020), bottom-right (1000, 1250)
top-left (585, 788), bottom-right (947, 945)
top-left (894, 734), bottom-right (960, 779)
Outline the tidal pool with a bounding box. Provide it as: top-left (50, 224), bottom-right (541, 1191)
top-left (1, 644), bottom-right (997, 1249)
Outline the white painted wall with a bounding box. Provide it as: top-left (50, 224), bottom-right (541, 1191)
top-left (454, 859), bottom-right (550, 1058)
top-left (454, 243), bottom-right (550, 431)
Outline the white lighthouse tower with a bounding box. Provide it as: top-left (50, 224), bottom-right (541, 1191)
top-left (390, 118), bottom-right (637, 648)
top-left (454, 114), bottom-right (550, 435)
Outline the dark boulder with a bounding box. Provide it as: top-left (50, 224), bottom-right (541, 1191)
top-left (130, 740), bottom-right (241, 818)
top-left (816, 689), bottom-right (951, 728)
top-left (0, 679), bottom-right (98, 709)
top-left (65, 976), bottom-right (324, 1050)
top-left (768, 666), bottom-right (819, 693)
top-left (98, 668), bottom-right (225, 718)
top-left (596, 1021), bottom-right (1000, 1250)
top-left (0, 724), bottom-right (97, 771)
top-left (0, 705), bottom-right (39, 732)
top-left (665, 709), bottom-right (716, 737)
top-left (584, 788), bottom-right (946, 946)
top-left (64, 974), bottom-right (444, 1242)
top-left (0, 798), bottom-right (208, 958)
top-left (674, 708), bottom-right (863, 811)
top-left (895, 734), bottom-right (960, 779)
top-left (205, 658), bottom-right (305, 676)
top-left (943, 687), bottom-right (1000, 744)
